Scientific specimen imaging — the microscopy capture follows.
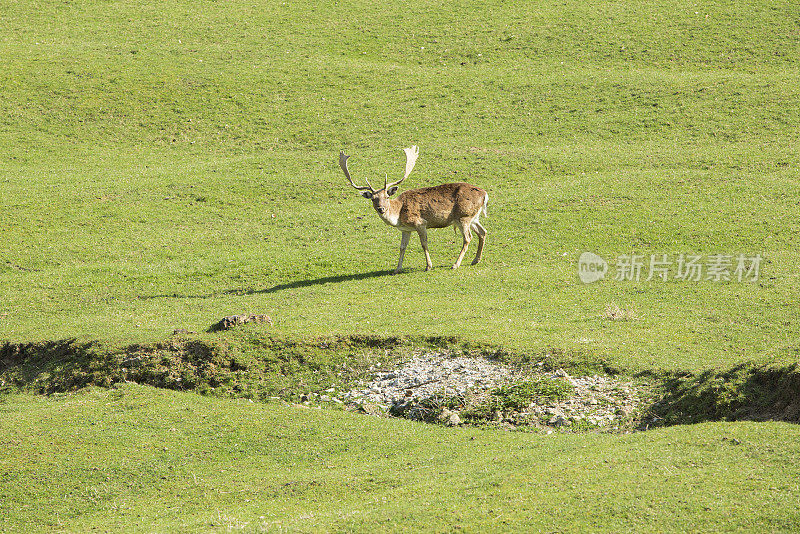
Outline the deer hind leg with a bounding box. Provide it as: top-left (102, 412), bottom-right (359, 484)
top-left (452, 219), bottom-right (473, 269)
top-left (470, 219), bottom-right (487, 265)
top-left (417, 227), bottom-right (433, 271)
top-left (394, 231), bottom-right (411, 274)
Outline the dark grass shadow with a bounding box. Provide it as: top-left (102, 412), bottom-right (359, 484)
top-left (226, 269), bottom-right (394, 295)
top-left (645, 362), bottom-right (800, 427)
top-left (138, 269), bottom-right (394, 300)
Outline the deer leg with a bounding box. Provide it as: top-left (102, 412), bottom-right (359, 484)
top-left (471, 220), bottom-right (487, 265)
top-left (417, 227), bottom-right (433, 271)
top-left (393, 231), bottom-right (411, 274)
top-left (453, 220), bottom-right (472, 269)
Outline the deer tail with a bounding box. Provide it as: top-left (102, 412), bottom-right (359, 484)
top-left (482, 192), bottom-right (489, 217)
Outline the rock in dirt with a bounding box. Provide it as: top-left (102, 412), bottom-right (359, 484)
top-left (438, 408), bottom-right (462, 427)
top-left (172, 328), bottom-right (197, 336)
top-left (210, 314), bottom-right (273, 331)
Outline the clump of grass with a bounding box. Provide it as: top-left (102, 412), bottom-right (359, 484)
top-left (454, 377), bottom-right (575, 422)
top-left (603, 303), bottom-right (639, 321)
top-left (488, 377), bottom-right (575, 410)
top-left (396, 377), bottom-right (575, 424)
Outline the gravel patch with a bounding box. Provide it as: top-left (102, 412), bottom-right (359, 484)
top-left (309, 352), bottom-right (649, 431)
top-left (340, 353), bottom-right (520, 406)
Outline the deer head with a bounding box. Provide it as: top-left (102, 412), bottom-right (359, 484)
top-left (339, 146), bottom-right (419, 215)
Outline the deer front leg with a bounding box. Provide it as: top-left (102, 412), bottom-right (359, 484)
top-left (417, 227), bottom-right (433, 271)
top-left (393, 231), bottom-right (411, 274)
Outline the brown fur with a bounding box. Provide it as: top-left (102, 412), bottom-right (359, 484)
top-left (341, 147), bottom-right (488, 273)
top-left (366, 182), bottom-right (488, 273)
top-left (395, 183), bottom-right (486, 229)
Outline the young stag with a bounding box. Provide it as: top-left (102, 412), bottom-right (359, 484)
top-left (340, 146), bottom-right (488, 274)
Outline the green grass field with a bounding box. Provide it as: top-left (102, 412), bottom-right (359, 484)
top-left (2, 385), bottom-right (799, 532)
top-left (2, 0), bottom-right (798, 370)
top-left (2, 0), bottom-right (800, 531)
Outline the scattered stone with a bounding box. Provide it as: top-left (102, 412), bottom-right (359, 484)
top-left (120, 356), bottom-right (142, 367)
top-left (210, 314), bottom-right (273, 332)
top-left (359, 402), bottom-right (383, 416)
top-left (341, 353), bottom-right (517, 407)
top-left (438, 408), bottom-right (462, 426)
top-left (172, 328), bottom-right (197, 336)
top-left (549, 415), bottom-right (570, 427)
top-left (338, 351), bottom-right (647, 431)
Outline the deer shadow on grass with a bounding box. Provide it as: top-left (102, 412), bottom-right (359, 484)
top-left (139, 269), bottom-right (394, 300)
top-left (227, 269), bottom-right (394, 296)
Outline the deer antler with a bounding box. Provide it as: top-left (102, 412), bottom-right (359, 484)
top-left (340, 151), bottom-right (376, 193)
top-left (386, 145), bottom-right (418, 191)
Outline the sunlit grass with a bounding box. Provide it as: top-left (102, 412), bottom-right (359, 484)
top-left (1, 1), bottom-right (798, 367)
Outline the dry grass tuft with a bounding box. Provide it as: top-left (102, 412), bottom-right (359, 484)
top-left (603, 303), bottom-right (639, 321)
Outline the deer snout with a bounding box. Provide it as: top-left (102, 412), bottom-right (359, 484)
top-left (376, 207), bottom-right (386, 214)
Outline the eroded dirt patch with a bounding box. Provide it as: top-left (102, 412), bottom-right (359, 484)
top-left (3, 338), bottom-right (799, 430)
top-left (313, 351), bottom-right (651, 431)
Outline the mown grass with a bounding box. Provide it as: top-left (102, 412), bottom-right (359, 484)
top-left (1, 2), bottom-right (800, 530)
top-left (1, 0), bottom-right (799, 371)
top-left (1, 384), bottom-right (799, 533)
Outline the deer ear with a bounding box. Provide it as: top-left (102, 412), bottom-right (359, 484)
top-left (386, 186), bottom-right (398, 196)
top-left (361, 191), bottom-right (373, 199)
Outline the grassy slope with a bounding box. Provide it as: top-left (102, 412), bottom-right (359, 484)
top-left (1, 385), bottom-right (799, 533)
top-left (0, 2), bottom-right (798, 367)
top-left (1, 4), bottom-right (799, 531)
top-left (0, 1), bottom-right (798, 371)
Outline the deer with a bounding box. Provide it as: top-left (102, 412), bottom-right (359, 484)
top-left (340, 146), bottom-right (488, 274)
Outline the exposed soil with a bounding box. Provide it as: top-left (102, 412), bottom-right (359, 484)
top-left (2, 337), bottom-right (799, 430)
top-left (315, 351), bottom-right (651, 431)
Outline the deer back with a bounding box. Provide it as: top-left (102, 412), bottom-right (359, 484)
top-left (397, 182), bottom-right (486, 229)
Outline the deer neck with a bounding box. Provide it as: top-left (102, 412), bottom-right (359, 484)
top-left (378, 198), bottom-right (402, 227)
